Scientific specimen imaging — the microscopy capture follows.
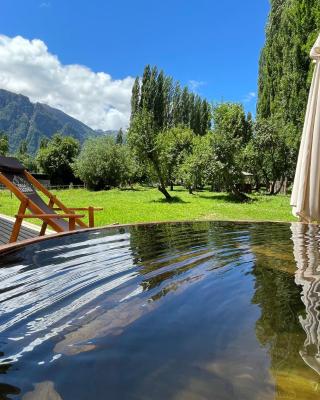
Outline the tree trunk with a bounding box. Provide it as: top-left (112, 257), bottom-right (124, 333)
top-left (154, 161), bottom-right (172, 200)
top-left (170, 181), bottom-right (174, 191)
top-left (274, 177), bottom-right (285, 195)
top-left (269, 181), bottom-right (276, 195)
top-left (188, 185), bottom-right (193, 194)
top-left (158, 184), bottom-right (172, 200)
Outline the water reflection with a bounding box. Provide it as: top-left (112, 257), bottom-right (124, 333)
top-left (292, 223), bottom-right (320, 376)
top-left (1, 221), bottom-right (320, 399)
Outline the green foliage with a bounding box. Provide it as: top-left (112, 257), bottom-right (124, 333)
top-left (128, 109), bottom-right (172, 199)
top-left (116, 128), bottom-right (124, 144)
top-left (211, 103), bottom-right (252, 196)
top-left (176, 103), bottom-right (253, 198)
top-left (157, 126), bottom-right (195, 188)
top-left (36, 133), bottom-right (80, 184)
top-left (131, 77), bottom-right (140, 121)
top-left (15, 139), bottom-right (38, 172)
top-left (73, 136), bottom-right (138, 190)
top-left (258, 0), bottom-right (320, 134)
top-left (245, 118), bottom-right (293, 194)
top-left (0, 132), bottom-right (9, 156)
top-left (178, 135), bottom-right (213, 192)
top-left (131, 65), bottom-right (211, 135)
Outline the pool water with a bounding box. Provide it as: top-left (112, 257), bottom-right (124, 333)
top-left (0, 221), bottom-right (320, 399)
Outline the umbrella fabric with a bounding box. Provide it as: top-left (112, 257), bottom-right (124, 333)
top-left (291, 34), bottom-right (320, 222)
top-left (291, 223), bottom-right (320, 375)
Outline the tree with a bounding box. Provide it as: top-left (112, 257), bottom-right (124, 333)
top-left (39, 137), bottom-right (49, 149)
top-left (0, 133), bottom-right (9, 156)
top-left (130, 77), bottom-right (140, 121)
top-left (116, 128), bottom-right (124, 144)
top-left (157, 126), bottom-right (195, 190)
top-left (15, 139), bottom-right (38, 172)
top-left (249, 118), bottom-right (292, 195)
top-left (178, 135), bottom-right (213, 193)
top-left (73, 136), bottom-right (136, 190)
top-left (258, 0), bottom-right (320, 140)
top-left (209, 103), bottom-right (251, 198)
top-left (134, 65), bottom-right (211, 136)
top-left (18, 139), bottom-right (28, 155)
top-left (128, 109), bottom-right (172, 200)
top-left (36, 133), bottom-right (80, 184)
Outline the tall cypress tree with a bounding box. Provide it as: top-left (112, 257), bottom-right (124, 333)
top-left (181, 87), bottom-right (191, 126)
top-left (132, 65), bottom-right (211, 136)
top-left (258, 0), bottom-right (320, 135)
top-left (154, 70), bottom-right (165, 130)
top-left (200, 100), bottom-right (211, 135)
top-left (116, 128), bottom-right (124, 144)
top-left (140, 65), bottom-right (151, 109)
top-left (172, 82), bottom-right (182, 126)
top-left (130, 77), bottom-right (140, 121)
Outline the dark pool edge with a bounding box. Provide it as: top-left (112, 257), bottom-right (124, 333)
top-left (0, 218), bottom-right (309, 255)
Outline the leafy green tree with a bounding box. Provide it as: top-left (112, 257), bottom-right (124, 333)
top-left (73, 136), bottom-right (136, 190)
top-left (201, 99), bottom-right (212, 135)
top-left (157, 127), bottom-right (195, 190)
top-left (178, 135), bottom-right (213, 193)
top-left (116, 128), bottom-right (124, 144)
top-left (18, 139), bottom-right (28, 155)
top-left (249, 118), bottom-right (292, 195)
top-left (15, 139), bottom-right (38, 172)
top-left (128, 109), bottom-right (172, 200)
top-left (36, 133), bottom-right (80, 184)
top-left (39, 137), bottom-right (49, 149)
top-left (154, 70), bottom-right (165, 130)
top-left (172, 82), bottom-right (182, 126)
top-left (134, 65), bottom-right (211, 135)
top-left (208, 103), bottom-right (251, 198)
top-left (0, 132), bottom-right (9, 156)
top-left (130, 77), bottom-right (140, 121)
top-left (258, 0), bottom-right (320, 140)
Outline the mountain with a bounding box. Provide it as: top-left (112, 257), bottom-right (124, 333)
top-left (0, 89), bottom-right (101, 153)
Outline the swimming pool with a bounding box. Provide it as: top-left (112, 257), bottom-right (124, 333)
top-left (0, 221), bottom-right (319, 399)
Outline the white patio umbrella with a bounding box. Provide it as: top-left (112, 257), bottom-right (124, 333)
top-left (291, 34), bottom-right (320, 222)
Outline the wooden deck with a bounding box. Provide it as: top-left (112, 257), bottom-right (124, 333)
top-left (0, 215), bottom-right (40, 245)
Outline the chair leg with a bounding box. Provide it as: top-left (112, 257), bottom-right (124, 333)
top-left (69, 217), bottom-right (76, 231)
top-left (40, 222), bottom-right (48, 236)
top-left (10, 217), bottom-right (23, 243)
top-left (10, 200), bottom-right (28, 243)
top-left (88, 206), bottom-right (94, 227)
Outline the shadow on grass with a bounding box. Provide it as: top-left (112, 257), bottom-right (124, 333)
top-left (119, 187), bottom-right (144, 192)
top-left (150, 196), bottom-right (190, 204)
top-left (198, 193), bottom-right (257, 204)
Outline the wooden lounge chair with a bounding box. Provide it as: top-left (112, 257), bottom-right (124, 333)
top-left (0, 156), bottom-right (102, 243)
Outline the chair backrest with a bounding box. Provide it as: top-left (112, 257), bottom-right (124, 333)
top-left (0, 156), bottom-right (83, 232)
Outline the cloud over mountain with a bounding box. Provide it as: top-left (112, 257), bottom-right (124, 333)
top-left (0, 35), bottom-right (134, 130)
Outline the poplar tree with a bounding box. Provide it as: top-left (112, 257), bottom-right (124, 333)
top-left (116, 128), bottom-right (124, 144)
top-left (130, 77), bottom-right (140, 121)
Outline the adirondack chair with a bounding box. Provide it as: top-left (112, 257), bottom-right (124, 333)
top-left (0, 156), bottom-right (102, 243)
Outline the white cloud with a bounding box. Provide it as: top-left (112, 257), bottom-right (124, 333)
top-left (243, 91), bottom-right (256, 103)
top-left (188, 80), bottom-right (206, 92)
top-left (0, 35), bottom-right (134, 130)
top-left (40, 2), bottom-right (51, 7)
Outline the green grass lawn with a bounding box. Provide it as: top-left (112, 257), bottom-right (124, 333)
top-left (0, 186), bottom-right (296, 226)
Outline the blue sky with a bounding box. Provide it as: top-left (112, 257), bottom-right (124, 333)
top-left (0, 0), bottom-right (270, 129)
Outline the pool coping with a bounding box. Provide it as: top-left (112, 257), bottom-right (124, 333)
top-left (0, 218), bottom-right (312, 255)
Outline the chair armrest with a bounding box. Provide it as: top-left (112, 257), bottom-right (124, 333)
top-left (15, 214), bottom-right (86, 231)
top-left (65, 207), bottom-right (103, 211)
top-left (15, 214), bottom-right (85, 219)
